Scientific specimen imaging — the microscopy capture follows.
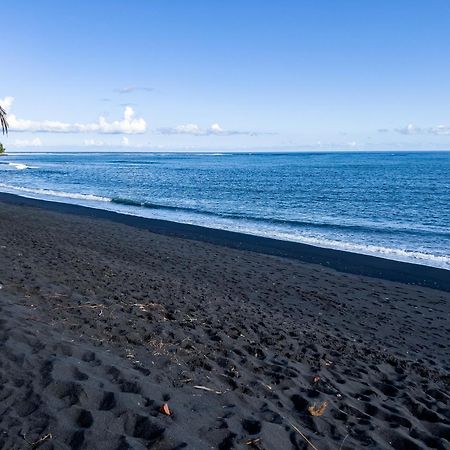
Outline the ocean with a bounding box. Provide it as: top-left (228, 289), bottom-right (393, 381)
top-left (1, 151), bottom-right (449, 270)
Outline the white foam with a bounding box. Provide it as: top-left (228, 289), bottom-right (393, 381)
top-left (7, 163), bottom-right (31, 170)
top-left (0, 183), bottom-right (111, 203)
top-left (267, 231), bottom-right (450, 269)
top-left (195, 218), bottom-right (450, 269)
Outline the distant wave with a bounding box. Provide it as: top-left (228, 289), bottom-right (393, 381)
top-left (9, 163), bottom-right (30, 170)
top-left (107, 160), bottom-right (160, 165)
top-left (0, 162), bottom-right (37, 170)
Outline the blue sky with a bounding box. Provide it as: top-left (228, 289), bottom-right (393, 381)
top-left (2, 0), bottom-right (450, 151)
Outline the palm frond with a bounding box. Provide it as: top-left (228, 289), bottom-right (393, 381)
top-left (0, 105), bottom-right (8, 135)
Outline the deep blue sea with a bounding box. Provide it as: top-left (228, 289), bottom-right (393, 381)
top-left (1, 151), bottom-right (449, 269)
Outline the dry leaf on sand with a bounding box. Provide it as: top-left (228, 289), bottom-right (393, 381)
top-left (160, 403), bottom-right (172, 416)
top-left (308, 400), bottom-right (328, 416)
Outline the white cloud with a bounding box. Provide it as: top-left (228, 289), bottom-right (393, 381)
top-left (83, 136), bottom-right (136, 148)
top-left (83, 139), bottom-right (106, 146)
top-left (429, 125), bottom-right (450, 135)
top-left (0, 97), bottom-right (147, 134)
top-left (394, 123), bottom-right (450, 136)
top-left (117, 86), bottom-right (153, 94)
top-left (167, 123), bottom-right (204, 135)
top-left (1, 96), bottom-right (14, 113)
top-left (395, 123), bottom-right (422, 135)
top-left (159, 122), bottom-right (269, 136)
top-left (11, 137), bottom-right (43, 147)
top-left (210, 123), bottom-right (224, 133)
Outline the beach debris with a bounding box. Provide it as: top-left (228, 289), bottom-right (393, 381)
top-left (244, 437), bottom-right (262, 447)
top-left (133, 302), bottom-right (165, 313)
top-left (287, 420), bottom-right (320, 450)
top-left (259, 381), bottom-right (272, 391)
top-left (160, 403), bottom-right (172, 416)
top-left (339, 434), bottom-right (349, 450)
top-left (193, 385), bottom-right (222, 394)
top-left (22, 432), bottom-right (53, 449)
top-left (313, 376), bottom-right (321, 383)
top-left (308, 400), bottom-right (328, 417)
top-left (178, 377), bottom-right (193, 384)
top-left (184, 313), bottom-right (197, 322)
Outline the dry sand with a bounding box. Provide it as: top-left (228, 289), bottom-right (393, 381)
top-left (0, 198), bottom-right (449, 449)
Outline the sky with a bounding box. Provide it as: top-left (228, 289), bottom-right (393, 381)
top-left (1, 0), bottom-right (450, 152)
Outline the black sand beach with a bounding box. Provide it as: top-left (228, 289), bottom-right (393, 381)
top-left (0, 195), bottom-right (449, 449)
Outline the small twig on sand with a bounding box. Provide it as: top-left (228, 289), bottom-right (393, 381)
top-left (287, 420), bottom-right (320, 450)
top-left (179, 378), bottom-right (193, 384)
top-left (61, 304), bottom-right (105, 310)
top-left (339, 434), bottom-right (349, 450)
top-left (22, 432), bottom-right (53, 449)
top-left (244, 437), bottom-right (262, 448)
top-left (193, 385), bottom-right (222, 394)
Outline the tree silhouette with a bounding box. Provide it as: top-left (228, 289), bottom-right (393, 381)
top-left (0, 105), bottom-right (8, 135)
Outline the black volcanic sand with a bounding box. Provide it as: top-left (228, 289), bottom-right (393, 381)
top-left (0, 200), bottom-right (449, 450)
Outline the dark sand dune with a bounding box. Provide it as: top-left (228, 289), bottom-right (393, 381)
top-left (0, 199), bottom-right (449, 449)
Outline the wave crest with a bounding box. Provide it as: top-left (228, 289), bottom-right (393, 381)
top-left (0, 183), bottom-right (111, 202)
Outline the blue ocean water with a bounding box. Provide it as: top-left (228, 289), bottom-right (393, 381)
top-left (1, 151), bottom-right (449, 269)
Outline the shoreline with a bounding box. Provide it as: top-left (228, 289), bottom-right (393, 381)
top-left (1, 191), bottom-right (449, 292)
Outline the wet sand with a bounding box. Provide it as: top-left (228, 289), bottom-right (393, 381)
top-left (0, 195), bottom-right (449, 449)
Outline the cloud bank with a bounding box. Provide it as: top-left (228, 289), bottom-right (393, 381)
top-left (0, 97), bottom-right (147, 134)
top-left (394, 123), bottom-right (450, 136)
top-left (116, 86), bottom-right (154, 94)
top-left (429, 125), bottom-right (450, 136)
top-left (158, 122), bottom-right (270, 136)
top-left (11, 138), bottom-right (43, 147)
top-left (83, 136), bottom-right (142, 148)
